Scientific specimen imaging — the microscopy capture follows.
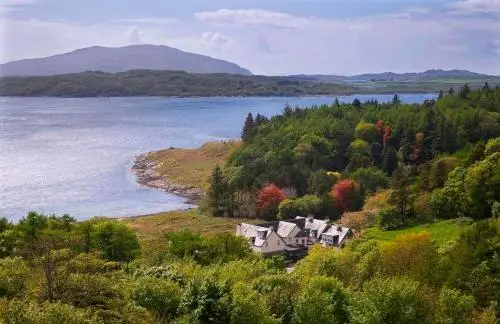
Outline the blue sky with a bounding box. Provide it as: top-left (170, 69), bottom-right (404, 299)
top-left (1, 0), bottom-right (499, 74)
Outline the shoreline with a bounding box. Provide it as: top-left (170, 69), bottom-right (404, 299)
top-left (132, 152), bottom-right (205, 205)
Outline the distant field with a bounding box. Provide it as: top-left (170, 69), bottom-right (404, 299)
top-left (148, 140), bottom-right (241, 191)
top-left (122, 209), bottom-right (257, 240)
top-left (363, 219), bottom-right (471, 243)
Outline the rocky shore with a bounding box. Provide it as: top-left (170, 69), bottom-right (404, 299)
top-left (132, 153), bottom-right (205, 205)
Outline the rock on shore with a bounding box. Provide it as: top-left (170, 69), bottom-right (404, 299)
top-left (132, 153), bottom-right (205, 204)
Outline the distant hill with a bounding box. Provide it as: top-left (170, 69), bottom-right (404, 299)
top-left (0, 45), bottom-right (252, 76)
top-left (290, 69), bottom-right (493, 83)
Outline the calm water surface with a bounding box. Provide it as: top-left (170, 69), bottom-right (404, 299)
top-left (0, 94), bottom-right (436, 221)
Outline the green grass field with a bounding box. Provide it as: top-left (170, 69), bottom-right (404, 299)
top-left (122, 209), bottom-right (257, 241)
top-left (363, 219), bottom-right (471, 243)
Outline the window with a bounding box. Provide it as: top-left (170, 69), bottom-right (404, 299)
top-left (278, 241), bottom-right (280, 246)
top-left (265, 242), bottom-right (268, 247)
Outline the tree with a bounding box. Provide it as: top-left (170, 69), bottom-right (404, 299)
top-left (351, 277), bottom-right (432, 324)
top-left (293, 276), bottom-right (350, 324)
top-left (132, 277), bottom-right (182, 320)
top-left (91, 221), bottom-right (140, 262)
top-left (377, 207), bottom-right (401, 230)
top-left (241, 112), bottom-right (255, 143)
top-left (230, 282), bottom-right (278, 324)
top-left (256, 184), bottom-right (287, 219)
top-left (349, 167), bottom-right (390, 197)
top-left (437, 288), bottom-right (475, 324)
top-left (331, 179), bottom-right (362, 212)
top-left (438, 90), bottom-right (444, 100)
top-left (459, 84), bottom-right (471, 99)
top-left (164, 230), bottom-right (205, 260)
top-left (392, 94), bottom-right (401, 105)
top-left (390, 166), bottom-right (414, 223)
top-left (352, 98), bottom-right (361, 110)
top-left (381, 146), bottom-right (398, 176)
top-left (448, 87), bottom-right (455, 95)
top-left (18, 211), bottom-right (48, 241)
top-left (308, 170), bottom-right (335, 196)
top-left (0, 257), bottom-right (29, 298)
top-left (179, 279), bottom-right (232, 323)
top-left (208, 165), bottom-right (232, 217)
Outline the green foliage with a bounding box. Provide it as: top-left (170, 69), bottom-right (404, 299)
top-left (377, 207), bottom-right (401, 230)
top-left (350, 277), bottom-right (431, 324)
top-left (230, 282), bottom-right (278, 324)
top-left (349, 167), bottom-right (390, 197)
top-left (278, 195), bottom-right (322, 219)
top-left (437, 288), bottom-right (476, 324)
top-left (293, 276), bottom-right (350, 324)
top-left (132, 277), bottom-right (182, 319)
top-left (91, 221), bottom-right (140, 262)
top-left (179, 279), bottom-right (232, 323)
top-left (0, 257), bottom-right (28, 298)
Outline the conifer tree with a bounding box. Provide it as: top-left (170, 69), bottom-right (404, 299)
top-left (241, 113), bottom-right (255, 143)
top-left (208, 165), bottom-right (227, 217)
top-left (392, 94), bottom-right (401, 105)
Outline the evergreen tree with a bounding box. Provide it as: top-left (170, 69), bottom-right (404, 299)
top-left (382, 147), bottom-right (398, 176)
top-left (392, 94), bottom-right (401, 105)
top-left (448, 87), bottom-right (455, 95)
top-left (352, 98), bottom-right (361, 110)
top-left (254, 113), bottom-right (268, 127)
top-left (208, 165), bottom-right (227, 217)
top-left (437, 90), bottom-right (444, 100)
top-left (241, 112), bottom-right (255, 143)
top-left (459, 84), bottom-right (471, 99)
top-left (482, 82), bottom-right (491, 92)
top-left (334, 98), bottom-right (340, 106)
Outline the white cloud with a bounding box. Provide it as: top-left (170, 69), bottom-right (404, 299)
top-left (110, 18), bottom-right (181, 25)
top-left (0, 0), bottom-right (36, 13)
top-left (195, 8), bottom-right (310, 28)
top-left (202, 31), bottom-right (232, 49)
top-left (126, 25), bottom-right (142, 44)
top-left (448, 0), bottom-right (500, 13)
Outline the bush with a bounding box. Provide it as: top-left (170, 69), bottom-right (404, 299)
top-left (0, 257), bottom-right (29, 298)
top-left (132, 277), bottom-right (182, 319)
top-left (377, 207), bottom-right (401, 230)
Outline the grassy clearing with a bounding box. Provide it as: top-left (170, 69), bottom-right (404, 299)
top-left (363, 219), bottom-right (471, 244)
top-left (122, 208), bottom-right (256, 241)
top-left (147, 140), bottom-right (241, 191)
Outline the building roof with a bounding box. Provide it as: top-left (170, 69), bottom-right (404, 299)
top-left (322, 225), bottom-right (351, 244)
top-left (296, 216), bottom-right (329, 239)
top-left (237, 223), bottom-right (270, 247)
top-left (276, 221), bottom-right (297, 238)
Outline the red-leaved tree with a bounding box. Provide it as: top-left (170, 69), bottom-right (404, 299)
top-left (256, 184), bottom-right (287, 218)
top-left (331, 179), bottom-right (360, 212)
top-left (375, 120), bottom-right (385, 139)
top-left (383, 126), bottom-right (392, 146)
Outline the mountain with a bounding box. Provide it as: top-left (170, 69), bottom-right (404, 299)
top-left (0, 45), bottom-right (252, 76)
top-left (289, 69), bottom-right (492, 83)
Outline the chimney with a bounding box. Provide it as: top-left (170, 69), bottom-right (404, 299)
top-left (337, 225), bottom-right (342, 231)
top-left (307, 214), bottom-right (314, 223)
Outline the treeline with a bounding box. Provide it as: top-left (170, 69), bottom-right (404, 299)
top-left (206, 84), bottom-right (500, 224)
top-left (1, 69), bottom-right (495, 98)
top-left (0, 70), bottom-right (358, 97)
top-left (0, 210), bottom-right (498, 323)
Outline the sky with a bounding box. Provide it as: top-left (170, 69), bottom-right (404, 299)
top-left (0, 0), bottom-right (499, 75)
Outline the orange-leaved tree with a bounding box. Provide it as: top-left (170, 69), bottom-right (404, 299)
top-left (256, 184), bottom-right (287, 219)
top-left (331, 179), bottom-right (361, 213)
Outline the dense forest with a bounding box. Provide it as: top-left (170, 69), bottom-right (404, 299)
top-left (206, 84), bottom-right (500, 223)
top-left (1, 69), bottom-right (497, 97)
top-left (0, 84), bottom-right (499, 323)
